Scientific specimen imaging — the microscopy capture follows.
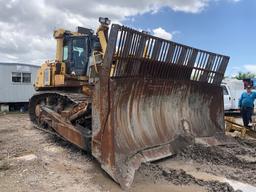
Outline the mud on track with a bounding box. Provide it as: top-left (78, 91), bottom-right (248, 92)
top-left (0, 114), bottom-right (256, 192)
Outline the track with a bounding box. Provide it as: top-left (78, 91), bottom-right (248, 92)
top-left (29, 91), bottom-right (92, 151)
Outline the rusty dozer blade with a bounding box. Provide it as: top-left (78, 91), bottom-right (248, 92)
top-left (92, 24), bottom-right (229, 188)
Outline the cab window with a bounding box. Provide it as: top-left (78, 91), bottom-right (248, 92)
top-left (72, 38), bottom-right (87, 69)
top-left (63, 44), bottom-right (68, 61)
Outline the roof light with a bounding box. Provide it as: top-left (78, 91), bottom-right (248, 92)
top-left (99, 17), bottom-right (111, 26)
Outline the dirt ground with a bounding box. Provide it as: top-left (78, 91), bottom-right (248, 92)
top-left (0, 114), bottom-right (256, 192)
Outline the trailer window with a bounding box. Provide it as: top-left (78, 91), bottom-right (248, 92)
top-left (12, 72), bottom-right (31, 83)
top-left (12, 72), bottom-right (21, 82)
top-left (22, 73), bottom-right (31, 83)
top-left (222, 86), bottom-right (228, 95)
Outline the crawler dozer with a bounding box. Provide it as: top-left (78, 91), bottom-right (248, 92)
top-left (29, 17), bottom-right (229, 188)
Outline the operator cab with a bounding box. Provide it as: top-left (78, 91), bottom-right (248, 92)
top-left (62, 27), bottom-right (97, 76)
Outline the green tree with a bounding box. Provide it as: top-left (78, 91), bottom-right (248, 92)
top-left (235, 72), bottom-right (256, 80)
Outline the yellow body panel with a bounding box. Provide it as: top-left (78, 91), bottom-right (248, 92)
top-left (97, 30), bottom-right (107, 55)
top-left (34, 63), bottom-right (51, 88)
top-left (54, 74), bottom-right (65, 86)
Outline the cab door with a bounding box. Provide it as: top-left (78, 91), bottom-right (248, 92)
top-left (63, 36), bottom-right (89, 76)
top-left (222, 85), bottom-right (232, 110)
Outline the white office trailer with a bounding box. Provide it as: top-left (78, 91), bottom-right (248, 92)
top-left (0, 63), bottom-right (39, 112)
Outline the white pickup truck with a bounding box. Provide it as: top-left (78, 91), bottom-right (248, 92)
top-left (221, 79), bottom-right (245, 112)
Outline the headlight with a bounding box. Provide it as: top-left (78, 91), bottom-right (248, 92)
top-left (99, 17), bottom-right (111, 26)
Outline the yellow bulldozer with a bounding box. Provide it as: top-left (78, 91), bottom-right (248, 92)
top-left (29, 17), bottom-right (230, 188)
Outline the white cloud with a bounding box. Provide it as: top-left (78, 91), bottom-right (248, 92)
top-left (0, 0), bottom-right (240, 64)
top-left (244, 65), bottom-right (256, 73)
top-left (152, 27), bottom-right (173, 40)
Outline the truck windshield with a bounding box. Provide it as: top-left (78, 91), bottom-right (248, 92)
top-left (222, 85), bottom-right (229, 95)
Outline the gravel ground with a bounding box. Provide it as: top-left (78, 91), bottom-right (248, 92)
top-left (0, 113), bottom-right (256, 192)
top-left (175, 141), bottom-right (256, 186)
top-left (138, 163), bottom-right (241, 192)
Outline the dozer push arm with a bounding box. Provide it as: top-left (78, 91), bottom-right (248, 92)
top-left (89, 17), bottom-right (111, 80)
top-left (97, 17), bottom-right (110, 56)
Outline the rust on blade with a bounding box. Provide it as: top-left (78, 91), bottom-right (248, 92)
top-left (92, 24), bottom-right (229, 188)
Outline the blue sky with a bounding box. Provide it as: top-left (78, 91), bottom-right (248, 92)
top-left (0, 0), bottom-right (255, 77)
top-left (124, 0), bottom-right (256, 76)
